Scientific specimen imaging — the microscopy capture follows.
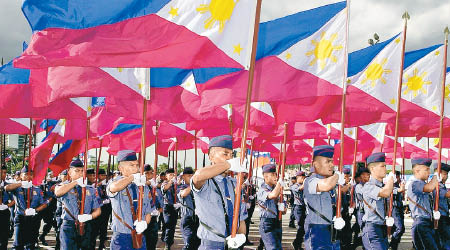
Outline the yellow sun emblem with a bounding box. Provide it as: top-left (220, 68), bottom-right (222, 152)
top-left (306, 32), bottom-right (343, 70)
top-left (197, 0), bottom-right (238, 33)
top-left (403, 68), bottom-right (432, 97)
top-left (445, 85), bottom-right (450, 102)
top-left (360, 58), bottom-right (392, 87)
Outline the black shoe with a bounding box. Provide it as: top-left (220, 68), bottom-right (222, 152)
top-left (289, 223), bottom-right (296, 228)
top-left (39, 235), bottom-right (48, 246)
top-left (291, 242), bottom-right (300, 250)
top-left (244, 241), bottom-right (254, 246)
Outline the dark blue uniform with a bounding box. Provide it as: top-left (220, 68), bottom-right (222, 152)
top-left (433, 181), bottom-right (449, 249)
top-left (161, 180), bottom-right (179, 248)
top-left (39, 180), bottom-right (58, 245)
top-left (291, 182), bottom-right (306, 249)
top-left (0, 180), bottom-right (12, 250)
top-left (338, 186), bottom-right (352, 248)
top-left (178, 183), bottom-right (200, 250)
top-left (257, 183), bottom-right (282, 250)
top-left (389, 183), bottom-right (405, 250)
top-left (90, 181), bottom-right (112, 250)
top-left (144, 184), bottom-right (162, 250)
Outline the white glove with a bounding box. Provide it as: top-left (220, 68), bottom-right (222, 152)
top-left (402, 200), bottom-right (407, 207)
top-left (132, 173), bottom-right (146, 187)
top-left (150, 179), bottom-right (158, 188)
top-left (25, 208), bottom-right (36, 216)
top-left (385, 216), bottom-right (394, 227)
top-left (246, 202), bottom-right (251, 209)
top-left (350, 179), bottom-right (356, 186)
top-left (349, 207), bottom-right (354, 215)
top-left (150, 210), bottom-right (160, 217)
top-left (333, 216), bottom-right (345, 230)
top-left (243, 179), bottom-right (250, 186)
top-left (173, 203), bottom-right (182, 209)
top-left (277, 179), bottom-right (286, 188)
top-left (100, 179), bottom-right (107, 185)
top-left (76, 177), bottom-right (87, 188)
top-left (102, 199), bottom-right (110, 205)
top-left (335, 171), bottom-right (345, 186)
top-left (226, 158), bottom-right (249, 173)
top-left (434, 172), bottom-right (442, 182)
top-left (0, 204), bottom-right (8, 211)
top-left (388, 172), bottom-right (397, 183)
top-left (21, 181), bottom-right (32, 189)
top-left (278, 203), bottom-right (285, 211)
top-left (226, 233), bottom-right (246, 249)
top-left (77, 214), bottom-right (93, 223)
top-left (433, 210), bottom-right (441, 220)
top-left (249, 195), bottom-right (254, 200)
top-left (134, 220), bottom-right (148, 234)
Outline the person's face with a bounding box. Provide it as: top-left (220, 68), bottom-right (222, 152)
top-left (160, 175), bottom-right (167, 181)
top-left (59, 174), bottom-right (67, 182)
top-left (69, 168), bottom-right (83, 180)
top-left (440, 170), bottom-right (448, 182)
top-left (1, 169), bottom-right (6, 180)
top-left (413, 165), bottom-right (430, 181)
top-left (87, 173), bottom-right (96, 184)
top-left (118, 160), bottom-right (139, 177)
top-left (360, 172), bottom-right (370, 183)
top-left (182, 174), bottom-right (193, 184)
top-left (291, 179), bottom-right (296, 184)
top-left (166, 172), bottom-right (175, 180)
top-left (369, 162), bottom-right (387, 180)
top-left (395, 174), bottom-right (401, 183)
top-left (313, 156), bottom-right (334, 177)
top-left (98, 174), bottom-right (107, 182)
top-left (344, 174), bottom-right (350, 184)
top-left (145, 170), bottom-right (154, 180)
top-left (263, 172), bottom-right (277, 186)
top-left (296, 175), bottom-right (305, 184)
top-left (209, 147), bottom-right (233, 165)
top-left (21, 172), bottom-right (33, 181)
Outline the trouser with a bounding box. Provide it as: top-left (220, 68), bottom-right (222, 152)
top-left (180, 216), bottom-right (200, 250)
top-left (245, 198), bottom-right (256, 241)
top-left (304, 223), bottom-right (340, 250)
top-left (337, 213), bottom-right (352, 248)
top-left (293, 205), bottom-right (306, 248)
top-left (411, 218), bottom-right (440, 250)
top-left (60, 220), bottom-right (92, 250)
top-left (389, 207), bottom-right (405, 250)
top-left (0, 209), bottom-right (10, 250)
top-left (91, 203), bottom-right (111, 248)
top-left (163, 204), bottom-right (178, 246)
top-left (55, 216), bottom-right (62, 249)
top-left (13, 214), bottom-right (40, 250)
top-left (110, 232), bottom-right (147, 250)
top-left (199, 239), bottom-right (225, 250)
top-left (144, 216), bottom-right (159, 250)
top-left (259, 217), bottom-right (282, 250)
top-left (362, 223), bottom-right (388, 250)
top-left (40, 199), bottom-right (57, 238)
top-left (438, 216), bottom-right (450, 250)
top-left (290, 204), bottom-right (296, 225)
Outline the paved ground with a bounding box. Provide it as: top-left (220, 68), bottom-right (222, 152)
top-left (8, 210), bottom-right (415, 249)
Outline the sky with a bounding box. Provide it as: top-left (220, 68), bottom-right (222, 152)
top-left (1, 0), bottom-right (449, 63)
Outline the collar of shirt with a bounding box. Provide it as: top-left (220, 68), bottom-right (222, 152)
top-left (261, 183), bottom-right (274, 192)
top-left (369, 176), bottom-right (383, 187)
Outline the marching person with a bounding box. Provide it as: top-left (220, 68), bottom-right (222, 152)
top-left (54, 159), bottom-right (102, 250)
top-left (389, 171), bottom-right (405, 250)
top-left (91, 168), bottom-right (112, 250)
top-left (54, 169), bottom-right (68, 250)
top-left (6, 165), bottom-right (48, 250)
top-left (338, 167), bottom-right (352, 249)
top-left (433, 163), bottom-right (450, 249)
top-left (0, 165), bottom-right (14, 250)
top-left (303, 145), bottom-right (345, 249)
top-left (407, 156), bottom-right (440, 250)
top-left (39, 171), bottom-right (59, 246)
top-left (353, 166), bottom-right (370, 248)
top-left (191, 135), bottom-right (249, 250)
top-left (289, 176), bottom-right (297, 228)
top-left (291, 170), bottom-right (306, 250)
top-left (361, 152), bottom-right (395, 250)
top-left (178, 167), bottom-right (200, 250)
top-left (243, 172), bottom-right (256, 246)
top-left (143, 164), bottom-right (162, 250)
top-left (161, 168), bottom-right (181, 250)
top-left (107, 150), bottom-right (155, 250)
top-left (257, 163), bottom-right (286, 250)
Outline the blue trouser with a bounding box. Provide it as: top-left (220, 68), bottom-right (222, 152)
top-left (389, 206), bottom-right (404, 250)
top-left (180, 216), bottom-right (200, 250)
top-left (293, 205), bottom-right (306, 248)
top-left (144, 216), bottom-right (159, 250)
top-left (91, 203), bottom-right (111, 248)
top-left (0, 209), bottom-right (10, 250)
top-left (60, 220), bottom-right (92, 250)
top-left (362, 223), bottom-right (388, 250)
top-left (13, 214), bottom-right (40, 250)
top-left (163, 204), bottom-right (178, 246)
top-left (259, 217), bottom-right (282, 250)
top-left (438, 216), bottom-right (450, 250)
top-left (199, 239), bottom-right (225, 250)
top-left (304, 223), bottom-right (339, 250)
top-left (411, 218), bottom-right (440, 250)
top-left (290, 204), bottom-right (296, 225)
top-left (110, 232), bottom-right (147, 250)
top-left (337, 213), bottom-right (352, 248)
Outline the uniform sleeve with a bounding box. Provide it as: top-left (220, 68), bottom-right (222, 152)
top-left (106, 181), bottom-right (118, 198)
top-left (190, 177), bottom-right (210, 196)
top-left (411, 181), bottom-right (425, 195)
top-left (239, 197), bottom-right (248, 221)
top-left (143, 188), bottom-right (155, 215)
top-left (364, 184), bottom-right (381, 200)
top-left (306, 177), bottom-right (321, 195)
top-left (91, 188), bottom-right (101, 210)
top-left (257, 189), bottom-right (269, 203)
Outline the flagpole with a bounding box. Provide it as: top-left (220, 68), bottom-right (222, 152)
top-left (245, 139), bottom-right (254, 202)
top-left (228, 104), bottom-right (233, 138)
top-left (26, 118), bottom-right (33, 209)
top-left (194, 130), bottom-right (198, 171)
top-left (230, 0), bottom-right (262, 238)
top-left (152, 120), bottom-right (159, 205)
top-left (349, 127), bottom-right (359, 209)
top-left (79, 115), bottom-right (90, 236)
top-left (336, 0), bottom-right (351, 221)
top-left (434, 26), bottom-right (449, 229)
top-left (107, 154), bottom-right (111, 181)
top-left (278, 123), bottom-right (288, 220)
top-left (388, 12), bottom-right (409, 237)
top-left (174, 140), bottom-right (178, 204)
top-left (277, 143), bottom-right (282, 179)
top-left (401, 138), bottom-right (405, 179)
top-left (183, 150), bottom-right (187, 169)
top-left (94, 141), bottom-right (103, 188)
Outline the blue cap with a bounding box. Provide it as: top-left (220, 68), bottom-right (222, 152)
top-left (166, 168), bottom-right (175, 174)
top-left (262, 164), bottom-right (277, 173)
top-left (441, 163), bottom-right (450, 172)
top-left (296, 170), bottom-right (305, 176)
top-left (86, 168), bottom-right (95, 175)
top-left (144, 164), bottom-right (153, 172)
top-left (209, 135), bottom-right (233, 150)
top-left (343, 168), bottom-right (351, 174)
top-left (117, 150), bottom-right (137, 162)
top-left (15, 171), bottom-right (20, 175)
top-left (411, 157), bottom-right (432, 167)
top-left (70, 159), bottom-right (83, 168)
top-left (20, 165), bottom-right (30, 174)
top-left (182, 167), bottom-right (195, 175)
top-left (313, 145), bottom-right (334, 158)
top-left (60, 169), bottom-right (68, 175)
top-left (366, 152), bottom-right (386, 165)
top-left (98, 169), bottom-right (106, 175)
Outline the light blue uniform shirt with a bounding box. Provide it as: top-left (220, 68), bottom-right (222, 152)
top-left (257, 183), bottom-right (278, 219)
top-left (304, 173), bottom-right (333, 225)
top-left (11, 186), bottom-right (44, 215)
top-left (59, 181), bottom-right (101, 221)
top-left (191, 175), bottom-right (248, 242)
top-left (407, 179), bottom-right (432, 220)
top-left (161, 181), bottom-right (176, 205)
top-left (290, 183), bottom-right (304, 206)
top-left (177, 183), bottom-right (195, 218)
top-left (362, 177), bottom-right (385, 225)
top-left (355, 183), bottom-right (364, 210)
top-left (433, 183), bottom-right (449, 217)
top-left (107, 176), bottom-right (155, 234)
top-left (1, 181), bottom-right (11, 204)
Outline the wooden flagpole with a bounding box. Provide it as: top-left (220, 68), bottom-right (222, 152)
top-left (278, 123), bottom-right (288, 220)
top-left (245, 139), bottom-right (254, 202)
top-left (434, 26), bottom-right (449, 229)
top-left (79, 115), bottom-right (90, 235)
top-left (349, 127), bottom-right (359, 208)
top-left (388, 12), bottom-right (409, 237)
top-left (94, 141), bottom-right (103, 188)
top-left (152, 121), bottom-right (159, 205)
top-left (194, 130), bottom-right (198, 171)
top-left (230, 0), bottom-right (262, 238)
top-left (26, 119), bottom-right (33, 209)
top-left (174, 139), bottom-right (178, 203)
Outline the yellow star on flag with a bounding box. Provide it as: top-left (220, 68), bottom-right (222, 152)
top-left (395, 38), bottom-right (401, 44)
top-left (233, 44), bottom-right (243, 55)
top-left (169, 7), bottom-right (179, 17)
top-left (390, 98), bottom-right (396, 105)
top-left (285, 53), bottom-right (292, 60)
top-left (117, 68), bottom-right (123, 73)
top-left (435, 50), bottom-right (440, 56)
top-left (138, 83), bottom-right (145, 90)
